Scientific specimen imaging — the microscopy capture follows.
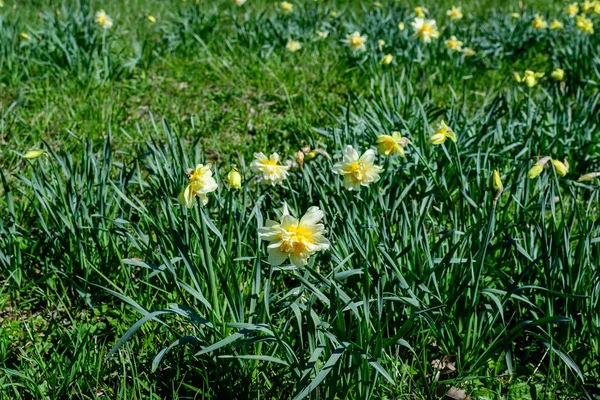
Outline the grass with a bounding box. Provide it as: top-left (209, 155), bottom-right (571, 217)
top-left (1, 0), bottom-right (600, 398)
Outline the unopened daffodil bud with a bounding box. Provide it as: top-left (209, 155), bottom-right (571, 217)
top-left (552, 159), bottom-right (569, 177)
top-left (528, 164), bottom-right (544, 179)
top-left (147, 15), bottom-right (156, 23)
top-left (380, 54), bottom-right (393, 65)
top-left (492, 169), bottom-right (503, 203)
top-left (227, 167), bottom-right (242, 189)
top-left (578, 172), bottom-right (600, 182)
top-left (551, 68), bottom-right (565, 81)
top-left (23, 150), bottom-right (45, 159)
top-left (492, 169), bottom-right (503, 192)
top-left (305, 151), bottom-right (318, 161)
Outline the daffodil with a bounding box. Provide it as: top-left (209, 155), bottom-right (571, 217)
top-left (567, 2), bottom-right (579, 17)
top-left (286, 39), bottom-right (301, 52)
top-left (528, 164), bottom-right (544, 179)
top-left (462, 47), bottom-right (476, 57)
top-left (344, 31), bottom-right (368, 52)
top-left (447, 6), bottom-right (463, 20)
top-left (95, 10), bottom-right (114, 29)
top-left (227, 168), bottom-right (242, 189)
top-left (511, 12), bottom-right (520, 19)
top-left (250, 152), bottom-right (290, 185)
top-left (514, 70), bottom-right (544, 87)
top-left (280, 1), bottom-right (293, 13)
top-left (552, 159), bottom-right (569, 176)
top-left (576, 14), bottom-right (594, 34)
top-left (551, 19), bottom-right (564, 29)
top-left (0, 1), bottom-right (4, 7)
top-left (377, 132), bottom-right (411, 157)
top-left (258, 204), bottom-right (330, 267)
top-left (380, 54), bottom-right (393, 65)
top-left (20, 32), bottom-right (31, 40)
top-left (429, 121), bottom-right (457, 145)
top-left (178, 164), bottom-right (218, 207)
top-left (531, 14), bottom-right (548, 29)
top-left (594, 1), bottom-right (600, 13)
top-left (551, 68), bottom-right (565, 81)
top-left (414, 6), bottom-right (428, 17)
top-left (234, 0), bottom-right (247, 5)
top-left (377, 39), bottom-right (385, 51)
top-left (316, 30), bottom-right (329, 40)
top-left (412, 17), bottom-right (440, 43)
top-left (492, 169), bottom-right (503, 202)
top-left (147, 15), bottom-right (156, 23)
top-left (527, 156), bottom-right (553, 179)
top-left (23, 150), bottom-right (45, 159)
top-left (582, 0), bottom-right (593, 12)
top-left (332, 145), bottom-right (383, 190)
top-left (398, 22), bottom-right (405, 30)
top-left (577, 172), bottom-right (600, 182)
top-left (445, 35), bottom-right (463, 51)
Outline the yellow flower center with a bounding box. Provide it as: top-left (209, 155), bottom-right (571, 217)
top-left (281, 225), bottom-right (313, 255)
top-left (419, 25), bottom-right (433, 38)
top-left (350, 162), bottom-right (368, 182)
top-left (350, 36), bottom-right (362, 46)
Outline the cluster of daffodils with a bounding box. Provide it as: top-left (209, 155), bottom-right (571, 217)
top-left (178, 164), bottom-right (219, 207)
top-left (528, 157), bottom-right (569, 179)
top-left (576, 14), bottom-right (594, 34)
top-left (514, 70), bottom-right (545, 88)
top-left (532, 14), bottom-right (548, 29)
top-left (258, 204), bottom-right (330, 267)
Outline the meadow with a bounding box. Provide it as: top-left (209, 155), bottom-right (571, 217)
top-left (1, 0), bottom-right (600, 398)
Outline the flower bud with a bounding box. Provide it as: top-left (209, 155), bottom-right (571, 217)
top-left (227, 168), bottom-right (242, 189)
top-left (552, 159), bottom-right (568, 177)
top-left (528, 164), bottom-right (544, 179)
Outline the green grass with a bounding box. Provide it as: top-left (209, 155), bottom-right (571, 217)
top-left (2, 0), bottom-right (600, 398)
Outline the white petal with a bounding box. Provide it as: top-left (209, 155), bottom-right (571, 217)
top-left (268, 248), bottom-right (288, 266)
top-left (300, 207), bottom-right (323, 226)
top-left (359, 149), bottom-right (376, 164)
top-left (290, 253), bottom-right (309, 267)
top-left (343, 145), bottom-right (359, 162)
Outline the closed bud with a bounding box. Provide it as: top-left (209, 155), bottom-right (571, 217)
top-left (227, 168), bottom-right (242, 189)
top-left (528, 164), bottom-right (544, 179)
top-left (492, 169), bottom-right (503, 192)
top-left (380, 54), bottom-right (393, 65)
top-left (578, 172), bottom-right (600, 182)
top-left (295, 150), bottom-right (305, 170)
top-left (551, 68), bottom-right (565, 81)
top-left (23, 150), bottom-right (45, 159)
top-left (492, 169), bottom-right (503, 203)
top-left (552, 159), bottom-right (568, 177)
